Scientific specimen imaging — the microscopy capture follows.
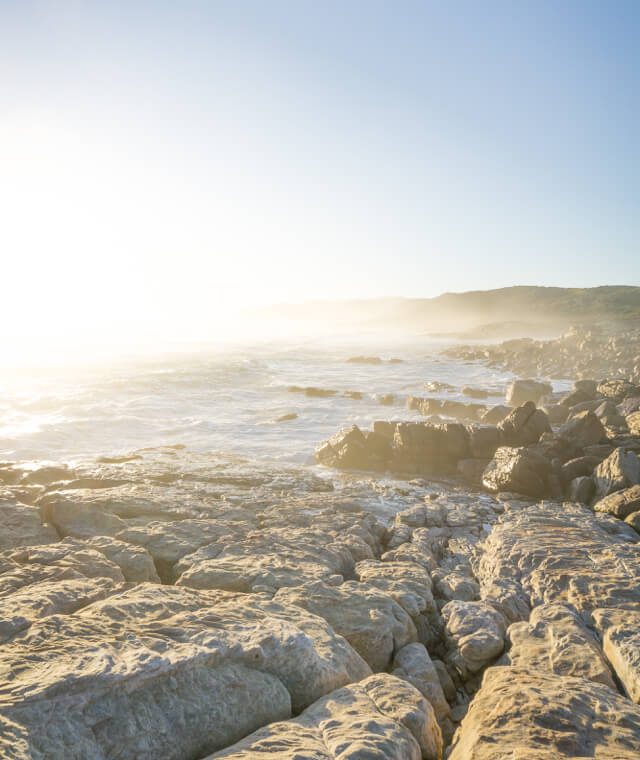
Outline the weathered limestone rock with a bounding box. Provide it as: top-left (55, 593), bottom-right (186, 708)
top-left (478, 502), bottom-right (640, 613)
top-left (448, 666), bottom-right (640, 759)
top-left (207, 673), bottom-right (443, 760)
top-left (503, 603), bottom-right (616, 689)
top-left (505, 379), bottom-right (552, 407)
top-left (0, 585), bottom-right (371, 760)
top-left (597, 378), bottom-right (640, 401)
top-left (498, 402), bottom-right (551, 445)
top-left (593, 484), bottom-right (640, 519)
top-left (79, 536), bottom-right (160, 582)
top-left (442, 600), bottom-right (507, 675)
top-left (39, 491), bottom-right (127, 537)
top-left (0, 500), bottom-right (59, 551)
top-left (274, 579), bottom-right (416, 671)
top-left (592, 608), bottom-right (640, 703)
top-left (355, 560), bottom-right (435, 619)
top-left (482, 446), bottom-right (551, 497)
top-left (593, 447), bottom-right (640, 501)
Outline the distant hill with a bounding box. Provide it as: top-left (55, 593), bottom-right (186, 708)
top-left (261, 286), bottom-right (640, 336)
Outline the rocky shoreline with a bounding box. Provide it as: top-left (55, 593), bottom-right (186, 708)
top-left (2, 331), bottom-right (640, 758)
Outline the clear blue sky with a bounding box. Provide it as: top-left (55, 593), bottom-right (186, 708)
top-left (0, 1), bottom-right (638, 343)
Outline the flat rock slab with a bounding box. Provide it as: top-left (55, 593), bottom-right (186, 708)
top-left (593, 608), bottom-right (640, 703)
top-left (449, 665), bottom-right (640, 759)
top-left (0, 584), bottom-right (370, 760)
top-left (503, 602), bottom-right (616, 689)
top-left (478, 501), bottom-right (640, 613)
top-left (206, 673), bottom-right (443, 760)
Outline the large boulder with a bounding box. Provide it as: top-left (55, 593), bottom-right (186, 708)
top-left (593, 447), bottom-right (640, 501)
top-left (482, 446), bottom-right (552, 497)
top-left (593, 485), bottom-right (640, 519)
top-left (498, 401), bottom-right (551, 445)
top-left (558, 410), bottom-right (607, 446)
top-left (206, 674), bottom-right (443, 760)
top-left (627, 410), bottom-right (640, 435)
top-left (597, 378), bottom-right (640, 402)
top-left (505, 379), bottom-right (552, 407)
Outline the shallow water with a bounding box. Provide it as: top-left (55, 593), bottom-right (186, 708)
top-left (0, 335), bottom-right (566, 464)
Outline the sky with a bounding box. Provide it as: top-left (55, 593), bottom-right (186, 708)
top-left (0, 0), bottom-right (638, 348)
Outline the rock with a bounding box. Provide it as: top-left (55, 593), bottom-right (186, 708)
top-left (574, 379), bottom-right (599, 396)
top-left (275, 412), bottom-right (298, 422)
top-left (480, 405), bottom-right (511, 424)
top-left (505, 379), bottom-right (552, 407)
top-left (79, 536), bottom-right (160, 582)
top-left (468, 425), bottom-right (501, 458)
top-left (568, 475), bottom-right (595, 503)
top-left (477, 501), bottom-right (640, 613)
top-left (593, 484), bottom-right (640, 518)
top-left (462, 387), bottom-right (489, 399)
top-left (0, 585), bottom-right (371, 759)
top-left (503, 603), bottom-right (616, 688)
top-left (448, 666), bottom-right (640, 759)
top-left (626, 510), bottom-right (640, 533)
top-left (274, 579), bottom-right (416, 671)
top-left (392, 643), bottom-right (453, 742)
top-left (38, 491), bottom-right (128, 538)
top-left (346, 355), bottom-right (383, 364)
top-left (442, 600), bottom-right (506, 675)
top-left (597, 378), bottom-right (640, 401)
top-left (206, 674), bottom-right (443, 760)
top-left (498, 401), bottom-right (551, 445)
top-left (0, 500), bottom-right (58, 551)
top-left (560, 455), bottom-right (603, 484)
top-left (558, 410), bottom-right (607, 446)
top-left (355, 559), bottom-right (435, 619)
top-left (541, 403), bottom-right (569, 423)
top-left (288, 385), bottom-right (337, 397)
top-left (377, 393), bottom-right (395, 405)
top-left (619, 396), bottom-right (640, 416)
top-left (433, 659), bottom-right (456, 702)
top-left (21, 465), bottom-right (76, 485)
top-left (593, 447), bottom-right (640, 501)
top-left (456, 458), bottom-right (489, 484)
top-left (592, 608), bottom-right (640, 703)
top-left (628, 410), bottom-right (640, 435)
top-left (482, 446), bottom-right (552, 497)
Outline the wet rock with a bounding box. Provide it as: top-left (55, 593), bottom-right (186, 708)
top-left (377, 393), bottom-right (395, 406)
top-left (592, 608), bottom-right (640, 703)
top-left (448, 666), bottom-right (640, 759)
top-left (503, 603), bottom-right (616, 688)
top-left (274, 579), bottom-right (416, 671)
top-left (275, 412), bottom-right (298, 422)
top-left (626, 510), bottom-right (640, 533)
top-left (593, 447), bottom-right (640, 501)
top-left (593, 484), bottom-right (640, 519)
top-left (482, 446), bottom-right (552, 497)
top-left (21, 465), bottom-right (76, 485)
top-left (505, 379), bottom-right (552, 407)
top-left (206, 674), bottom-right (443, 760)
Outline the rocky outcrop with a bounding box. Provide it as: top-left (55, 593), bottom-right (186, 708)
top-left (593, 484), bottom-right (640, 518)
top-left (592, 608), bottom-right (640, 703)
top-left (593, 447), bottom-right (640, 501)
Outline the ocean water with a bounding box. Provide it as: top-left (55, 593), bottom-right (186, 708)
top-left (0, 335), bottom-right (547, 465)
